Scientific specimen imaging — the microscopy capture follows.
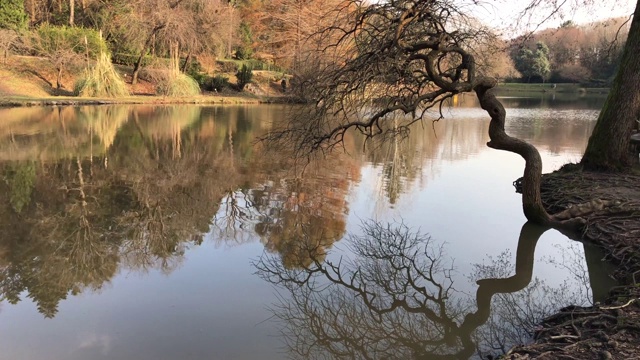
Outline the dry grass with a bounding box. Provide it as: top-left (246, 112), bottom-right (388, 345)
top-left (156, 72), bottom-right (201, 97)
top-left (0, 58), bottom-right (54, 97)
top-left (74, 53), bottom-right (129, 98)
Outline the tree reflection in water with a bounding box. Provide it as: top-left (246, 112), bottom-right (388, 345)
top-left (0, 105), bottom-right (358, 318)
top-left (255, 221), bottom-right (592, 359)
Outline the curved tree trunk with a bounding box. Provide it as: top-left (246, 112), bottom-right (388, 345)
top-left (461, 221), bottom-right (547, 330)
top-left (474, 80), bottom-right (551, 224)
top-left (581, 0), bottom-right (640, 170)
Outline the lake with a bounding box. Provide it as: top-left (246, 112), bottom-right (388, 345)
top-left (0, 93), bottom-right (615, 359)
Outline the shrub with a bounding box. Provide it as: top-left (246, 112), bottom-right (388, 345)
top-left (210, 75), bottom-right (229, 92)
top-left (244, 59), bottom-right (278, 71)
top-left (34, 24), bottom-right (108, 58)
top-left (236, 64), bottom-right (253, 91)
top-left (217, 58), bottom-right (282, 72)
top-left (183, 58), bottom-right (203, 74)
top-left (156, 72), bottom-right (201, 97)
top-left (234, 45), bottom-right (252, 60)
top-left (28, 25), bottom-right (109, 88)
top-left (0, 0), bottom-right (27, 31)
top-left (191, 72), bottom-right (208, 89)
top-left (217, 59), bottom-right (240, 72)
top-left (74, 52), bottom-right (129, 98)
top-left (112, 52), bottom-right (153, 67)
top-left (185, 59), bottom-right (209, 88)
top-left (0, 29), bottom-right (19, 63)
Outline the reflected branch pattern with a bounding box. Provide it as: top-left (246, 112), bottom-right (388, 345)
top-left (255, 221), bottom-right (591, 359)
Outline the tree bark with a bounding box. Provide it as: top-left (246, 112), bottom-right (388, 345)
top-left (581, 0), bottom-right (640, 170)
top-left (132, 27), bottom-right (163, 85)
top-left (474, 80), bottom-right (551, 224)
top-left (131, 51), bottom-right (145, 85)
top-left (69, 0), bottom-right (74, 26)
top-left (56, 67), bottom-right (63, 89)
top-left (181, 50), bottom-right (191, 73)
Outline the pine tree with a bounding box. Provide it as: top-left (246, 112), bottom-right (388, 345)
top-left (0, 0), bottom-right (27, 31)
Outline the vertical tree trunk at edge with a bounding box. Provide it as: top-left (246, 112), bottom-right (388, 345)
top-left (131, 51), bottom-right (145, 85)
top-left (581, 0), bottom-right (640, 170)
top-left (69, 0), bottom-right (74, 26)
top-left (30, 0), bottom-right (36, 23)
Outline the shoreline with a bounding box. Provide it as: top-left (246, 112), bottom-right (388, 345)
top-left (496, 82), bottom-right (610, 94)
top-left (508, 168), bottom-right (640, 359)
top-left (0, 94), bottom-right (295, 108)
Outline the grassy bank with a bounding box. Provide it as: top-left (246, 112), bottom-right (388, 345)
top-left (497, 82), bottom-right (610, 94)
top-left (0, 94), bottom-right (287, 107)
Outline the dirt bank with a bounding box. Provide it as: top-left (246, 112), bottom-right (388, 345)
top-left (507, 168), bottom-right (640, 360)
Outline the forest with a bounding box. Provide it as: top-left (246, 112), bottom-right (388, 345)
top-left (0, 0), bottom-right (631, 98)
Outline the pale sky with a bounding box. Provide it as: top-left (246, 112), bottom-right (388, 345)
top-left (368, 0), bottom-right (636, 35)
top-left (465, 0), bottom-right (636, 35)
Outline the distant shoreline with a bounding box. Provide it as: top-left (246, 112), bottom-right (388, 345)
top-left (497, 82), bottom-right (610, 94)
top-left (0, 94), bottom-right (294, 108)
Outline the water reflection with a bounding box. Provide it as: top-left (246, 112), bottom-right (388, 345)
top-left (0, 100), bottom-right (609, 359)
top-left (0, 105), bottom-right (358, 317)
top-left (449, 91), bottom-right (607, 110)
top-left (214, 154), bottom-right (359, 267)
top-left (256, 221), bottom-right (605, 359)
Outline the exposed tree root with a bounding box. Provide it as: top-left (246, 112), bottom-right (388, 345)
top-left (505, 286), bottom-right (640, 360)
top-left (530, 169), bottom-right (640, 275)
top-left (507, 168), bottom-right (640, 359)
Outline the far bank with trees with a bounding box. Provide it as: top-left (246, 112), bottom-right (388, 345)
top-left (0, 0), bottom-right (633, 102)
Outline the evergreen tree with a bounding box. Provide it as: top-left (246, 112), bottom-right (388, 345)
top-left (236, 64), bottom-right (253, 90)
top-left (513, 42), bottom-right (551, 83)
top-left (0, 0), bottom-right (27, 31)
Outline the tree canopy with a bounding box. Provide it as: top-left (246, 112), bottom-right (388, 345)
top-left (513, 42), bottom-right (551, 82)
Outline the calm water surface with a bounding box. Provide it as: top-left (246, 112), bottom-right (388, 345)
top-left (0, 94), bottom-right (613, 359)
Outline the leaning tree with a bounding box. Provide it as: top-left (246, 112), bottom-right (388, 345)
top-left (265, 0), bottom-right (618, 228)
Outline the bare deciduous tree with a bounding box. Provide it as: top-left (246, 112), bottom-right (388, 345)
top-left (27, 27), bottom-right (84, 89)
top-left (0, 29), bottom-right (19, 64)
top-left (265, 0), bottom-right (574, 227)
top-left (264, 0), bottom-right (636, 228)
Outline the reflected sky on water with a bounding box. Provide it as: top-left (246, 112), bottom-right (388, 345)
top-left (0, 94), bottom-right (614, 359)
